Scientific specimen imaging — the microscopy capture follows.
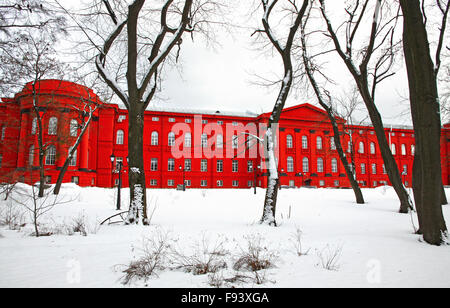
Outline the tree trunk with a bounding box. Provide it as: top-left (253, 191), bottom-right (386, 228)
top-left (126, 107), bottom-right (148, 225)
top-left (399, 0), bottom-right (447, 245)
top-left (53, 159), bottom-right (71, 195)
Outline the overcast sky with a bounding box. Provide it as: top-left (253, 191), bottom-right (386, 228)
top-left (60, 0), bottom-right (441, 126)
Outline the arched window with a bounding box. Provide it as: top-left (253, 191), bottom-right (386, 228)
top-left (31, 117), bottom-right (37, 135)
top-left (302, 157), bottom-right (309, 172)
top-left (184, 132), bottom-right (191, 147)
top-left (317, 158), bottom-right (324, 173)
top-left (29, 145), bottom-right (35, 166)
top-left (168, 132), bottom-right (175, 146)
top-left (401, 144), bottom-right (406, 156)
top-left (358, 141), bottom-right (365, 154)
top-left (286, 135), bottom-right (293, 149)
top-left (316, 136), bottom-right (323, 150)
top-left (116, 130), bottom-right (124, 145)
top-left (391, 143), bottom-right (397, 155)
top-left (45, 145), bottom-right (56, 165)
top-left (202, 133), bottom-right (208, 148)
top-left (151, 131), bottom-right (158, 146)
top-left (69, 148), bottom-right (77, 166)
top-left (302, 136), bottom-right (308, 149)
top-left (370, 142), bottom-right (376, 154)
top-left (48, 117), bottom-right (58, 135)
top-left (330, 138), bottom-right (336, 150)
top-left (287, 156), bottom-right (294, 172)
top-left (216, 134), bottom-right (223, 148)
top-left (331, 158), bottom-right (338, 173)
top-left (231, 135), bottom-right (238, 149)
top-left (411, 145), bottom-right (415, 156)
top-left (70, 119), bottom-right (78, 137)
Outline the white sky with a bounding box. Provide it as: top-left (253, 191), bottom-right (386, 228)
top-left (57, 0), bottom-right (449, 126)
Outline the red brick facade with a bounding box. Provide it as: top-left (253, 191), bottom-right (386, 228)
top-left (1, 79), bottom-right (449, 189)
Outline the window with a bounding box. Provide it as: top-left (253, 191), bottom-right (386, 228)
top-left (232, 160), bottom-right (238, 172)
top-left (168, 132), bottom-right (175, 146)
top-left (334, 180), bottom-right (340, 187)
top-left (372, 163), bottom-right (377, 174)
top-left (0, 154), bottom-right (2, 168)
top-left (150, 179), bottom-right (157, 186)
top-left (361, 163), bottom-right (366, 174)
top-left (302, 157), bottom-right (309, 172)
top-left (118, 115), bottom-right (126, 122)
top-left (168, 158), bottom-right (175, 171)
top-left (151, 158), bottom-right (158, 171)
top-left (71, 176), bottom-right (79, 184)
top-left (116, 157), bottom-right (123, 168)
top-left (168, 179), bottom-right (174, 186)
top-left (217, 134), bottom-right (223, 148)
top-left (370, 142), bottom-right (376, 154)
top-left (202, 119), bottom-right (208, 124)
top-left (29, 145), bottom-right (35, 166)
top-left (401, 144), bottom-right (406, 156)
top-left (358, 141), bottom-right (364, 154)
top-left (289, 180), bottom-right (295, 187)
top-left (201, 180), bottom-right (207, 187)
top-left (402, 165), bottom-right (408, 175)
top-left (232, 135), bottom-right (238, 149)
top-left (247, 161), bottom-right (253, 172)
top-left (411, 145), bottom-right (415, 156)
top-left (185, 180), bottom-right (191, 187)
top-left (248, 181), bottom-right (253, 187)
top-left (391, 143), bottom-right (396, 155)
top-left (45, 176), bottom-right (52, 184)
top-left (287, 156), bottom-right (294, 172)
top-left (185, 118), bottom-right (192, 123)
top-left (317, 158), bottom-right (324, 173)
top-left (69, 148), bottom-right (77, 166)
top-left (232, 180), bottom-right (239, 187)
top-left (217, 180), bottom-right (223, 187)
top-left (319, 180), bottom-right (325, 187)
top-left (152, 117), bottom-right (159, 122)
top-left (286, 135), bottom-right (293, 149)
top-left (383, 164), bottom-right (386, 174)
top-left (70, 119), bottom-right (78, 137)
top-left (232, 121), bottom-right (238, 126)
top-left (347, 141), bottom-right (352, 153)
top-left (316, 136), bottom-right (323, 150)
top-left (302, 136), bottom-right (308, 149)
top-left (201, 159), bottom-right (207, 172)
top-left (184, 159), bottom-right (191, 171)
top-left (201, 133), bottom-right (208, 148)
top-left (151, 131), bottom-right (159, 146)
top-left (116, 130), bottom-right (124, 145)
top-left (217, 160), bottom-right (223, 172)
top-left (330, 138), bottom-right (336, 150)
top-left (1, 126), bottom-right (5, 140)
top-left (331, 158), bottom-right (338, 173)
top-left (184, 132), bottom-right (191, 148)
top-left (168, 118), bottom-right (175, 122)
top-left (45, 145), bottom-right (56, 165)
top-left (48, 117), bottom-right (58, 135)
top-left (31, 117), bottom-right (37, 134)
top-left (217, 121), bottom-right (223, 125)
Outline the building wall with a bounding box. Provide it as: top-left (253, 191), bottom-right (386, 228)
top-left (1, 80), bottom-right (449, 189)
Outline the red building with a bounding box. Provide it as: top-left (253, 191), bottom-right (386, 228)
top-left (1, 79), bottom-right (449, 189)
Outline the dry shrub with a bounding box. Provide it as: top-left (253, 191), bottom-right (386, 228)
top-left (120, 228), bottom-right (173, 285)
top-left (171, 233), bottom-right (228, 275)
top-left (316, 244), bottom-right (343, 271)
top-left (233, 234), bottom-right (278, 272)
top-left (0, 202), bottom-right (26, 230)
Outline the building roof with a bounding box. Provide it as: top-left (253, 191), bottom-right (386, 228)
top-left (144, 105), bottom-right (259, 118)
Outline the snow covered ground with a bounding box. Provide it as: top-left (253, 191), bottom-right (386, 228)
top-left (0, 184), bottom-right (449, 288)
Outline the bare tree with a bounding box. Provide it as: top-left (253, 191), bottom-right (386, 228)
top-left (252, 0), bottom-right (309, 226)
top-left (318, 0), bottom-right (412, 213)
top-left (399, 0), bottom-right (449, 245)
top-left (299, 6), bottom-right (365, 204)
top-left (90, 0), bottom-right (225, 225)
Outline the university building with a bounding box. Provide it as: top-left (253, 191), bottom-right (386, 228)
top-left (1, 79), bottom-right (449, 189)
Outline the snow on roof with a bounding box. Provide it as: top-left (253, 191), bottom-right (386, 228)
top-left (144, 105), bottom-right (259, 118)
